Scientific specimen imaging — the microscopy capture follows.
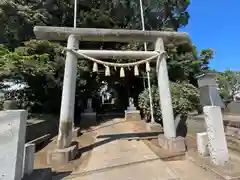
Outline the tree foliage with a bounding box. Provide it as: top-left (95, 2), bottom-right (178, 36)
top-left (0, 41), bottom-right (65, 112)
top-left (0, 0), bottom-right (191, 47)
top-left (0, 0), bottom-right (215, 115)
top-left (217, 70), bottom-right (240, 104)
top-left (138, 82), bottom-right (200, 122)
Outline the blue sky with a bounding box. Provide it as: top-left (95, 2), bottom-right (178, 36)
top-left (180, 0), bottom-right (240, 72)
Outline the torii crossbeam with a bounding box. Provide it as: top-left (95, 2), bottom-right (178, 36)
top-left (34, 26), bottom-right (192, 164)
top-left (34, 26), bottom-right (191, 45)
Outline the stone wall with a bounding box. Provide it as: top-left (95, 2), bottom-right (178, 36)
top-left (225, 101), bottom-right (240, 115)
top-left (25, 115), bottom-right (59, 142)
top-left (188, 115), bottom-right (240, 153)
top-left (224, 122), bottom-right (240, 152)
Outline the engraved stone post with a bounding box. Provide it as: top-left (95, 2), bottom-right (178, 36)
top-left (203, 106), bottom-right (229, 165)
top-left (0, 110), bottom-right (28, 180)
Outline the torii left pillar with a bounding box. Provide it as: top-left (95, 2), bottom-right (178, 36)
top-left (47, 35), bottom-right (79, 165)
top-left (155, 38), bottom-right (186, 153)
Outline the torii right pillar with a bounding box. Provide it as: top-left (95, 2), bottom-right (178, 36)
top-left (155, 38), bottom-right (186, 153)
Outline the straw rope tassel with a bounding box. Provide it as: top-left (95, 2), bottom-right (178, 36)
top-left (93, 62), bottom-right (98, 72)
top-left (134, 65), bottom-right (139, 76)
top-left (146, 61), bottom-right (151, 72)
top-left (120, 67), bottom-right (125, 77)
top-left (105, 66), bottom-right (110, 76)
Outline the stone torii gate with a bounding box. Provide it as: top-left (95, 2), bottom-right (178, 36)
top-left (34, 26), bottom-right (192, 164)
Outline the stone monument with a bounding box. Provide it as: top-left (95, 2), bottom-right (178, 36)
top-left (203, 106), bottom-right (229, 165)
top-left (125, 97), bottom-right (141, 121)
top-left (0, 110), bottom-right (27, 180)
top-left (81, 98), bottom-right (96, 127)
top-left (127, 97), bottom-right (136, 111)
top-left (197, 73), bottom-right (224, 108)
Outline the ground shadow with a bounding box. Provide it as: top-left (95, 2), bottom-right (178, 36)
top-left (35, 139), bottom-right (53, 152)
top-left (79, 131), bottom-right (162, 154)
top-left (97, 113), bottom-right (125, 122)
top-left (52, 171), bottom-right (72, 180)
top-left (83, 119), bottom-right (127, 133)
top-left (78, 113), bottom-right (125, 130)
top-left (176, 115), bottom-right (188, 137)
top-left (22, 168), bottom-right (53, 180)
top-left (97, 132), bottom-right (161, 139)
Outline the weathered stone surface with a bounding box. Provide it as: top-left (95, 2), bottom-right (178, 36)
top-left (156, 38), bottom-right (176, 139)
top-left (47, 142), bottom-right (78, 165)
top-left (0, 110), bottom-right (28, 180)
top-left (33, 26), bottom-right (192, 46)
top-left (125, 110), bottom-right (141, 121)
top-left (23, 143), bottom-right (35, 176)
top-left (203, 106), bottom-right (229, 166)
top-left (57, 34), bottom-right (79, 149)
top-left (158, 134), bottom-right (186, 153)
top-left (197, 132), bottom-right (209, 156)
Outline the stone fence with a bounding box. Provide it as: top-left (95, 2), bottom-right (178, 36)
top-left (25, 115), bottom-right (59, 143)
top-left (189, 114), bottom-right (240, 153)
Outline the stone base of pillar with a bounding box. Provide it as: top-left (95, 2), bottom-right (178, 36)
top-left (146, 122), bottom-right (162, 132)
top-left (72, 127), bottom-right (81, 139)
top-left (47, 142), bottom-right (78, 165)
top-left (158, 134), bottom-right (186, 153)
top-left (80, 112), bottom-right (97, 127)
top-left (125, 110), bottom-right (141, 121)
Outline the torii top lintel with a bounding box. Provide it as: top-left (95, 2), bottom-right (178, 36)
top-left (34, 26), bottom-right (192, 46)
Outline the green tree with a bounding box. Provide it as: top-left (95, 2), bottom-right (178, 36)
top-left (217, 70), bottom-right (240, 105)
top-left (138, 82), bottom-right (200, 121)
top-left (0, 0), bottom-right (191, 47)
top-left (0, 40), bottom-right (65, 112)
top-left (0, 0), bottom-right (215, 116)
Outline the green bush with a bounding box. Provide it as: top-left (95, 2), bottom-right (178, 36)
top-left (0, 99), bottom-right (3, 110)
top-left (138, 82), bottom-right (200, 122)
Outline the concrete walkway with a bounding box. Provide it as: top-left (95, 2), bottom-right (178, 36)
top-left (66, 118), bottom-right (179, 180)
top-left (48, 118), bottom-right (222, 180)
